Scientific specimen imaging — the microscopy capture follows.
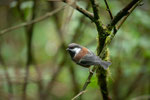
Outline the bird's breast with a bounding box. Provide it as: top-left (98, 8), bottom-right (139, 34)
top-left (74, 47), bottom-right (89, 62)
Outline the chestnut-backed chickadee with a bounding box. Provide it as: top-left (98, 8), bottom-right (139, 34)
top-left (66, 43), bottom-right (111, 70)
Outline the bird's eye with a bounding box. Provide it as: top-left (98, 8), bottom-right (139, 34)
top-left (70, 47), bottom-right (74, 49)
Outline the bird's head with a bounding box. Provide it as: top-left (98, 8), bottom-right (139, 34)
top-left (66, 43), bottom-right (82, 58)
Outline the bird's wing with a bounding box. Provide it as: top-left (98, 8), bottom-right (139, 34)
top-left (79, 53), bottom-right (101, 66)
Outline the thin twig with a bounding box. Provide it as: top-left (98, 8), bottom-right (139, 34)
top-left (81, 66), bottom-right (96, 91)
top-left (103, 0), bottom-right (117, 33)
top-left (71, 90), bottom-right (86, 100)
top-left (0, 6), bottom-right (66, 36)
top-left (104, 0), bottom-right (113, 20)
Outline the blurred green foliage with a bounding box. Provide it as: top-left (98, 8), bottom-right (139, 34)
top-left (0, 0), bottom-right (150, 100)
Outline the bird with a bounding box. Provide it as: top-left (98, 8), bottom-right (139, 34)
top-left (66, 43), bottom-right (111, 70)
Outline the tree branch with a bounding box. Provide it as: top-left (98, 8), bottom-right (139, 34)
top-left (0, 1), bottom-right (94, 36)
top-left (116, 0), bottom-right (142, 31)
top-left (73, 0), bottom-right (110, 100)
top-left (72, 0), bottom-right (142, 100)
top-left (74, 1), bottom-right (104, 97)
top-left (103, 0), bottom-right (117, 36)
top-left (90, 0), bottom-right (106, 54)
top-left (101, 0), bottom-right (142, 53)
top-left (75, 5), bottom-right (94, 21)
top-left (0, 6), bottom-right (66, 36)
top-left (109, 0), bottom-right (141, 30)
top-left (90, 0), bottom-right (99, 20)
top-left (89, 1), bottom-right (110, 98)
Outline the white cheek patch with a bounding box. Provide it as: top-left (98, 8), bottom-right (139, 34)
top-left (72, 48), bottom-right (81, 55)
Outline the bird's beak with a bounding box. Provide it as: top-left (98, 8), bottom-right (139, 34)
top-left (66, 48), bottom-right (69, 51)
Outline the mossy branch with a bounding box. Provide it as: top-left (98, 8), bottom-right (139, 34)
top-left (73, 0), bottom-right (142, 100)
top-left (87, 0), bottom-right (111, 99)
top-left (59, 0), bottom-right (142, 99)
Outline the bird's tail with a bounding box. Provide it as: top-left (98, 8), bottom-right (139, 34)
top-left (99, 60), bottom-right (111, 70)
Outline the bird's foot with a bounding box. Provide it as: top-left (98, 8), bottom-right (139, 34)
top-left (89, 68), bottom-right (94, 74)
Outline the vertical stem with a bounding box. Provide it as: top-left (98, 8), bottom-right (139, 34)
top-left (22, 24), bottom-right (34, 100)
top-left (89, 0), bottom-right (110, 99)
top-left (21, 0), bottom-right (37, 99)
